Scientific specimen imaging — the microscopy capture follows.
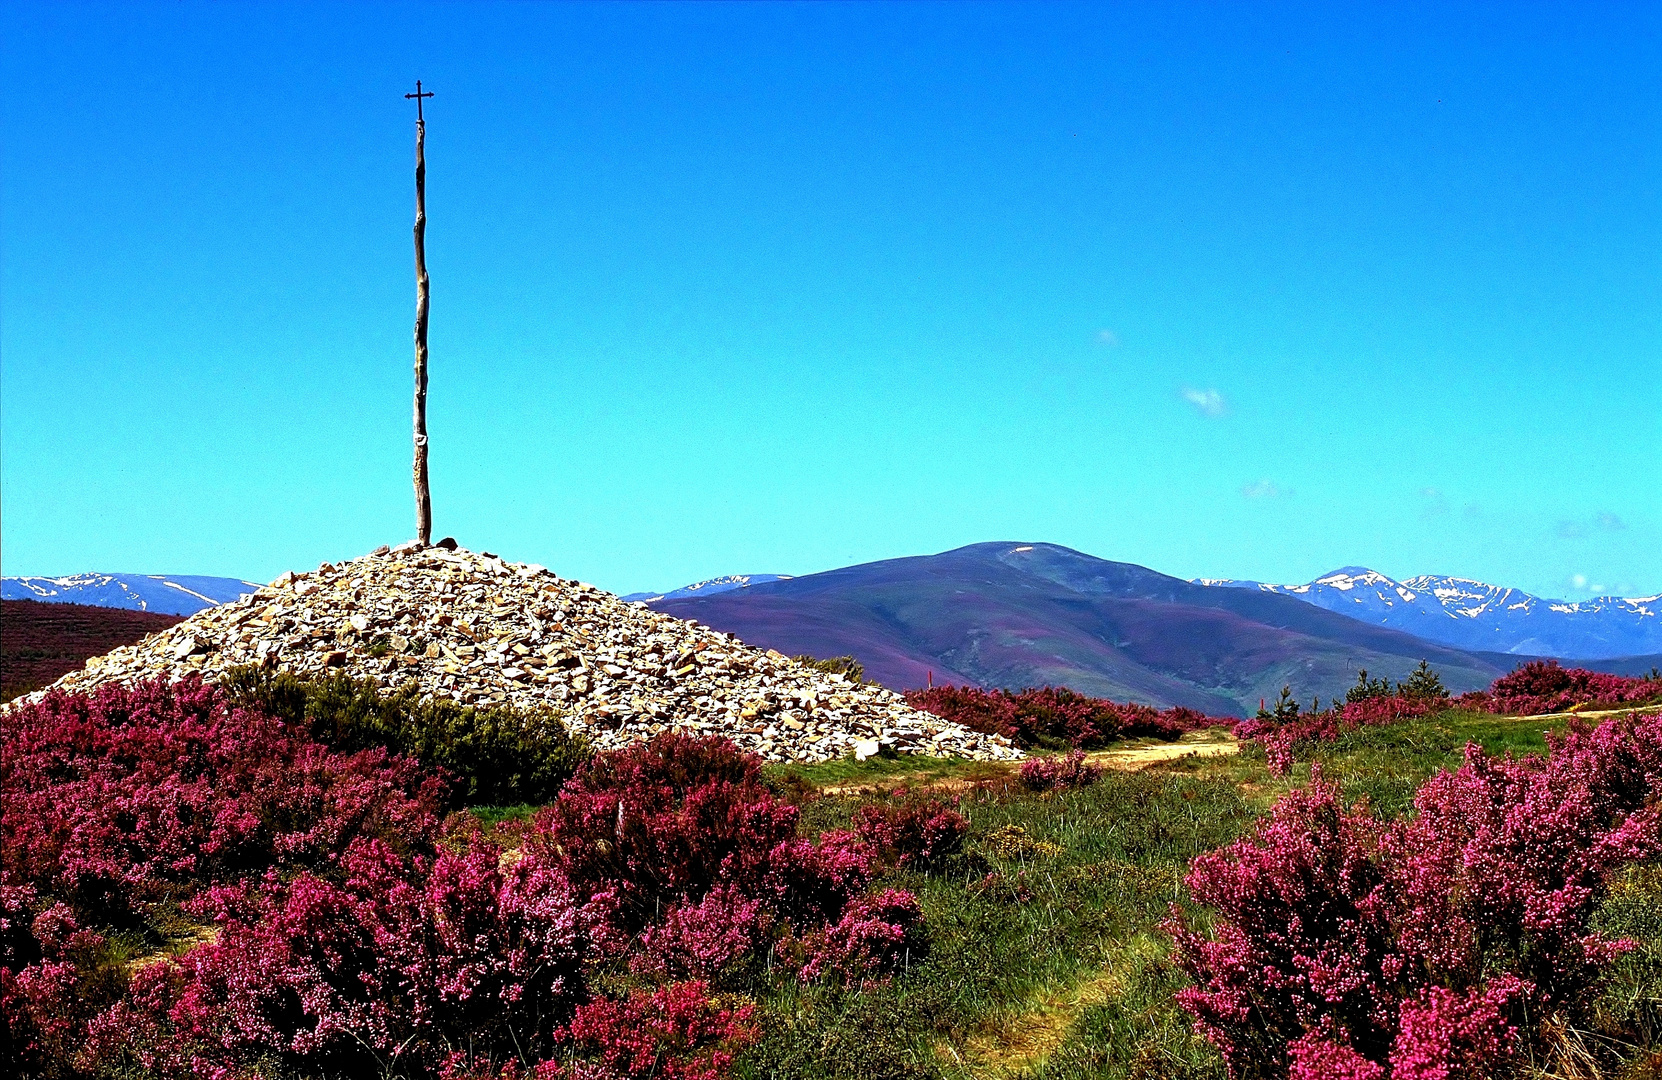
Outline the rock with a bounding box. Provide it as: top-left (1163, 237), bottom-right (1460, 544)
top-left (9, 544), bottom-right (1020, 765)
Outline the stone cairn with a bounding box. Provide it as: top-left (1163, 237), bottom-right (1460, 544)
top-left (18, 543), bottom-right (1020, 764)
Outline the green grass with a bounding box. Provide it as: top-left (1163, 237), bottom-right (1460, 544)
top-left (465, 707), bottom-right (1661, 1079)
top-left (736, 769), bottom-right (1257, 1080)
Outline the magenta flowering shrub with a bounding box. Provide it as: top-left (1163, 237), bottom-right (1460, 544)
top-left (3, 683), bottom-right (928, 1080)
top-left (562, 980), bottom-right (757, 1080)
top-left (906, 684), bottom-right (1231, 749)
top-left (1458, 660), bottom-right (1662, 716)
top-left (1168, 711), bottom-right (1662, 1078)
top-left (525, 732), bottom-right (924, 985)
top-left (1, 677), bottom-right (443, 931)
top-left (1236, 695), bottom-right (1437, 773)
top-left (795, 888), bottom-right (925, 985)
top-left (1019, 750), bottom-right (1103, 791)
top-left (105, 838), bottom-right (592, 1079)
top-left (1, 677), bottom-right (446, 1075)
top-left (852, 793), bottom-right (968, 871)
top-left (630, 885), bottom-right (773, 984)
top-left (528, 733), bottom-right (805, 935)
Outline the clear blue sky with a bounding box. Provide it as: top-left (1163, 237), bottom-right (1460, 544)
top-left (3, 1), bottom-right (1657, 599)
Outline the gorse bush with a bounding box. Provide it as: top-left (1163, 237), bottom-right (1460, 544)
top-left (791, 654), bottom-right (866, 684)
top-left (905, 684), bottom-right (1228, 749)
top-left (220, 665), bottom-right (591, 807)
top-left (1167, 711), bottom-right (1662, 1079)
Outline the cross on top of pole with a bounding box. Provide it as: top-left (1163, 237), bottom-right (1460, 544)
top-left (405, 80), bottom-right (434, 123)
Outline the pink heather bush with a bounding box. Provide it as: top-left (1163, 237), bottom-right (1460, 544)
top-left (905, 684), bottom-right (1229, 749)
top-left (1236, 695), bottom-right (1440, 774)
top-left (852, 792), bottom-right (968, 871)
top-left (562, 980), bottom-right (757, 1080)
top-left (527, 733), bottom-right (805, 935)
top-left (3, 684), bottom-right (928, 1080)
top-left (108, 838), bottom-right (593, 1078)
top-left (630, 885), bottom-right (773, 984)
top-left (1019, 750), bottom-right (1103, 791)
top-left (1459, 660), bottom-right (1662, 716)
top-left (1, 677), bottom-right (443, 931)
top-left (1168, 711), bottom-right (1662, 1079)
top-left (795, 889), bottom-right (925, 985)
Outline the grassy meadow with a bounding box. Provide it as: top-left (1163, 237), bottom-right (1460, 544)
top-left (654, 710), bottom-right (1660, 1080)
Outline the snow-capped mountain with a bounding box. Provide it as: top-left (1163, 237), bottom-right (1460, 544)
top-left (1198, 567), bottom-right (1661, 659)
top-left (2, 574), bottom-right (262, 616)
top-left (622, 574), bottom-right (792, 604)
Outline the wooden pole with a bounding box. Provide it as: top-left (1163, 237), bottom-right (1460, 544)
top-left (407, 81), bottom-right (434, 546)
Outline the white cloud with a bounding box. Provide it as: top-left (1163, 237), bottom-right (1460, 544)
top-left (1097, 329), bottom-right (1120, 347)
top-left (1567, 573), bottom-right (1608, 594)
top-left (1182, 387), bottom-right (1226, 417)
top-left (1557, 520), bottom-right (1590, 539)
top-left (1241, 479), bottom-right (1288, 499)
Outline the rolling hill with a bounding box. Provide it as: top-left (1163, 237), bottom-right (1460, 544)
top-left (650, 542), bottom-right (1514, 716)
top-left (0, 599), bottom-right (183, 701)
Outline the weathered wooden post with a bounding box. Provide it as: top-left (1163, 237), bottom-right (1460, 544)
top-left (406, 80), bottom-right (435, 546)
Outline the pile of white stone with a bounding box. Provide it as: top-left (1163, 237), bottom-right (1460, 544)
top-left (20, 543), bottom-right (1020, 764)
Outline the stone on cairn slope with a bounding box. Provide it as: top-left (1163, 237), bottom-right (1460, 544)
top-left (20, 544), bottom-right (1020, 764)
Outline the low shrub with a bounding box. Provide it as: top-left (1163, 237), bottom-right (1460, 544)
top-left (94, 839), bottom-right (592, 1079)
top-left (1457, 660), bottom-right (1662, 716)
top-left (1237, 673), bottom-right (1444, 774)
top-left (791, 654), bottom-right (866, 684)
top-left (0, 677), bottom-right (442, 936)
top-left (1168, 710), bottom-right (1662, 1079)
top-left (905, 684), bottom-right (1229, 749)
top-left (852, 793), bottom-right (968, 871)
top-left (564, 979), bottom-right (757, 1080)
top-left (220, 665), bottom-right (591, 807)
top-left (2, 683), bottom-right (923, 1080)
top-left (528, 732), bottom-right (806, 936)
top-left (1019, 749), bottom-right (1103, 791)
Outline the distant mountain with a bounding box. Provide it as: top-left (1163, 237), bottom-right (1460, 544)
top-left (2, 573), bottom-right (261, 616)
top-left (649, 542), bottom-right (1511, 717)
top-left (622, 574), bottom-right (792, 603)
top-left (1198, 568), bottom-right (1661, 659)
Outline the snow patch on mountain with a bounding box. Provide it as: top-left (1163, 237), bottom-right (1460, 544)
top-left (622, 574), bottom-right (792, 604)
top-left (1198, 568), bottom-right (1662, 659)
top-left (1, 574), bottom-right (261, 616)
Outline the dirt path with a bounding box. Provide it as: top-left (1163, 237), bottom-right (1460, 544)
top-left (817, 733), bottom-right (1239, 796)
top-left (1497, 704), bottom-right (1660, 723)
top-left (1084, 733), bottom-right (1238, 770)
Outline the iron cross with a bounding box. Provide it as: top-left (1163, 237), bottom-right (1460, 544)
top-left (405, 80), bottom-right (434, 123)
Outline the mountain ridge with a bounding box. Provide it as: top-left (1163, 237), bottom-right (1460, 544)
top-left (1200, 567), bottom-right (1660, 658)
top-left (1, 573), bottom-right (261, 616)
